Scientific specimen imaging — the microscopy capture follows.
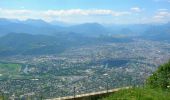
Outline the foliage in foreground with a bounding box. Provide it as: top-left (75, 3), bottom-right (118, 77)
top-left (102, 87), bottom-right (170, 100)
top-left (103, 60), bottom-right (170, 100)
top-left (147, 60), bottom-right (170, 89)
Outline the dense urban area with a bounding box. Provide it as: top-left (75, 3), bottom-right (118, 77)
top-left (0, 38), bottom-right (170, 99)
top-left (1, 0), bottom-right (170, 99)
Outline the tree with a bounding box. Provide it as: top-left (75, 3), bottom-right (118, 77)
top-left (147, 60), bottom-right (170, 89)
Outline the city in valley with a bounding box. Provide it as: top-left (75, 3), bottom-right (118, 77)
top-left (0, 0), bottom-right (170, 99)
top-left (0, 38), bottom-right (170, 99)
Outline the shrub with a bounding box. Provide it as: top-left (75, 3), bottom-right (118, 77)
top-left (147, 60), bottom-right (170, 89)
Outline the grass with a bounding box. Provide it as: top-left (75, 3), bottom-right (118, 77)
top-left (103, 60), bottom-right (170, 100)
top-left (0, 63), bottom-right (22, 78)
top-left (102, 87), bottom-right (170, 100)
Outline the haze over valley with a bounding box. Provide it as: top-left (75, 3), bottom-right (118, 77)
top-left (0, 0), bottom-right (170, 99)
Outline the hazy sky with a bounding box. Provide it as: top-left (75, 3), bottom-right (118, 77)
top-left (0, 0), bottom-right (170, 24)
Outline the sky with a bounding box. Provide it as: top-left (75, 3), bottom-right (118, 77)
top-left (0, 0), bottom-right (170, 24)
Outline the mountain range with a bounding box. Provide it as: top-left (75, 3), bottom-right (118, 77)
top-left (0, 18), bottom-right (170, 38)
top-left (0, 18), bottom-right (170, 56)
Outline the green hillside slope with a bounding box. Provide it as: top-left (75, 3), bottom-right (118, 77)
top-left (102, 88), bottom-right (170, 100)
top-left (102, 60), bottom-right (170, 100)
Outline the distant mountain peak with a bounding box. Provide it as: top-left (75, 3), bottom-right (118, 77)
top-left (23, 19), bottom-right (50, 26)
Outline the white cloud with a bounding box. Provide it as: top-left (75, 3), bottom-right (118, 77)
top-left (154, 11), bottom-right (170, 18)
top-left (0, 8), bottom-right (169, 24)
top-left (130, 7), bottom-right (142, 12)
top-left (158, 9), bottom-right (168, 11)
top-left (2, 9), bottom-right (31, 15)
top-left (0, 8), bottom-right (131, 23)
top-left (0, 8), bottom-right (35, 20)
top-left (43, 9), bottom-right (129, 17)
top-left (153, 11), bottom-right (170, 22)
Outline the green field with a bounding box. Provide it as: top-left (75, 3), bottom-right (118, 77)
top-left (0, 63), bottom-right (22, 78)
